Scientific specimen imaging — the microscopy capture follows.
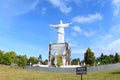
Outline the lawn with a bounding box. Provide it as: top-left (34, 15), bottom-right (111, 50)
top-left (0, 65), bottom-right (120, 80)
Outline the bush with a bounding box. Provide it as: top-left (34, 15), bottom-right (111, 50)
top-left (16, 55), bottom-right (27, 69)
top-left (57, 61), bottom-right (62, 67)
top-left (1, 53), bottom-right (12, 65)
top-left (57, 56), bottom-right (62, 67)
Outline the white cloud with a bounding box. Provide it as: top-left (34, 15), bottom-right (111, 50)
top-left (110, 24), bottom-right (120, 35)
top-left (70, 24), bottom-right (120, 58)
top-left (72, 13), bottom-right (103, 23)
top-left (91, 24), bottom-right (120, 56)
top-left (69, 42), bottom-right (86, 54)
top-left (71, 25), bottom-right (95, 37)
top-left (99, 24), bottom-right (120, 44)
top-left (48, 0), bottom-right (72, 14)
top-left (83, 31), bottom-right (95, 37)
top-left (72, 48), bottom-right (86, 54)
top-left (91, 24), bottom-right (120, 49)
top-left (109, 39), bottom-right (120, 50)
top-left (96, 38), bottom-right (120, 55)
top-left (72, 26), bottom-right (82, 32)
top-left (89, 38), bottom-right (120, 58)
top-left (41, 7), bottom-right (47, 15)
top-left (70, 26), bottom-right (120, 58)
top-left (71, 32), bottom-right (77, 37)
top-left (0, 0), bottom-right (39, 16)
top-left (70, 43), bottom-right (80, 48)
top-left (99, 34), bottom-right (113, 44)
top-left (113, 0), bottom-right (120, 16)
top-left (72, 0), bottom-right (81, 5)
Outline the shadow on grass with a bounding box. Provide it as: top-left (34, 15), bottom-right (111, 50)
top-left (110, 72), bottom-right (120, 74)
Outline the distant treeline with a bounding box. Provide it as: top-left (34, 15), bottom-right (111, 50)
top-left (0, 48), bottom-right (120, 68)
top-left (84, 48), bottom-right (120, 66)
top-left (0, 50), bottom-right (47, 68)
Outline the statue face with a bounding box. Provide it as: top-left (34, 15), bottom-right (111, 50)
top-left (60, 20), bottom-right (63, 24)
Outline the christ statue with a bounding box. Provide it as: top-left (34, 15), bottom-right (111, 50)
top-left (50, 20), bottom-right (71, 43)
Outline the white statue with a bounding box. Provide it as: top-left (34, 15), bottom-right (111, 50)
top-left (50, 20), bottom-right (72, 43)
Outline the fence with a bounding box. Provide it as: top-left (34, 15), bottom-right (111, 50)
top-left (26, 63), bottom-right (120, 73)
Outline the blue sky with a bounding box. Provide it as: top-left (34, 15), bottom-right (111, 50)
top-left (0, 0), bottom-right (120, 60)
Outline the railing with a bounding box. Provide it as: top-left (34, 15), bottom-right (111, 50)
top-left (26, 63), bottom-right (120, 73)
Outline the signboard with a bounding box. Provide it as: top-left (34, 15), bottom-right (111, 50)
top-left (76, 66), bottom-right (87, 75)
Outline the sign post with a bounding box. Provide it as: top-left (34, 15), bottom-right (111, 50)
top-left (76, 66), bottom-right (87, 80)
top-left (81, 74), bottom-right (82, 80)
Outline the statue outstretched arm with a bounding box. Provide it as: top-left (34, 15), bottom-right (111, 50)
top-left (50, 21), bottom-right (72, 28)
top-left (50, 24), bottom-right (60, 29)
top-left (62, 22), bottom-right (72, 28)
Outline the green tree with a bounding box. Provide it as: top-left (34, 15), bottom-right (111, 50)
top-left (108, 54), bottom-right (115, 63)
top-left (98, 53), bottom-right (115, 65)
top-left (101, 54), bottom-right (108, 64)
top-left (38, 54), bottom-right (42, 64)
top-left (28, 56), bottom-right (37, 65)
top-left (0, 50), bottom-right (4, 64)
top-left (57, 56), bottom-right (62, 67)
top-left (100, 53), bottom-right (104, 61)
top-left (114, 53), bottom-right (120, 63)
top-left (1, 53), bottom-right (12, 65)
top-left (71, 58), bottom-right (80, 65)
top-left (17, 55), bottom-right (27, 69)
top-left (42, 59), bottom-right (48, 65)
top-left (84, 48), bottom-right (95, 66)
top-left (6, 51), bottom-right (16, 63)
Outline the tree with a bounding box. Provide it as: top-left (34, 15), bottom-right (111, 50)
top-left (98, 53), bottom-right (115, 65)
top-left (99, 53), bottom-right (106, 64)
top-left (17, 55), bottom-right (27, 69)
top-left (77, 58), bottom-right (80, 65)
top-left (1, 53), bottom-right (12, 65)
top-left (57, 55), bottom-right (62, 67)
top-left (28, 56), bottom-right (37, 65)
top-left (6, 51), bottom-right (16, 63)
top-left (100, 53), bottom-right (104, 61)
top-left (100, 54), bottom-right (109, 64)
top-left (71, 58), bottom-right (80, 65)
top-left (38, 54), bottom-right (42, 64)
top-left (109, 54), bottom-right (115, 63)
top-left (114, 53), bottom-right (120, 63)
top-left (42, 59), bottom-right (48, 65)
top-left (84, 48), bottom-right (95, 66)
top-left (0, 50), bottom-right (4, 64)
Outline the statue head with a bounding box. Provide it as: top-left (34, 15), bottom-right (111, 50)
top-left (60, 20), bottom-right (63, 24)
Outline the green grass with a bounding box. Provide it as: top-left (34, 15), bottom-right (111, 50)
top-left (0, 65), bottom-right (120, 80)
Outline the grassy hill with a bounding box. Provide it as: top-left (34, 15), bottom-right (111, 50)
top-left (0, 65), bottom-right (120, 80)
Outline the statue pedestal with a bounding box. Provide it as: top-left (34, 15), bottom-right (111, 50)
top-left (62, 56), bottom-right (66, 66)
top-left (48, 43), bottom-right (71, 67)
